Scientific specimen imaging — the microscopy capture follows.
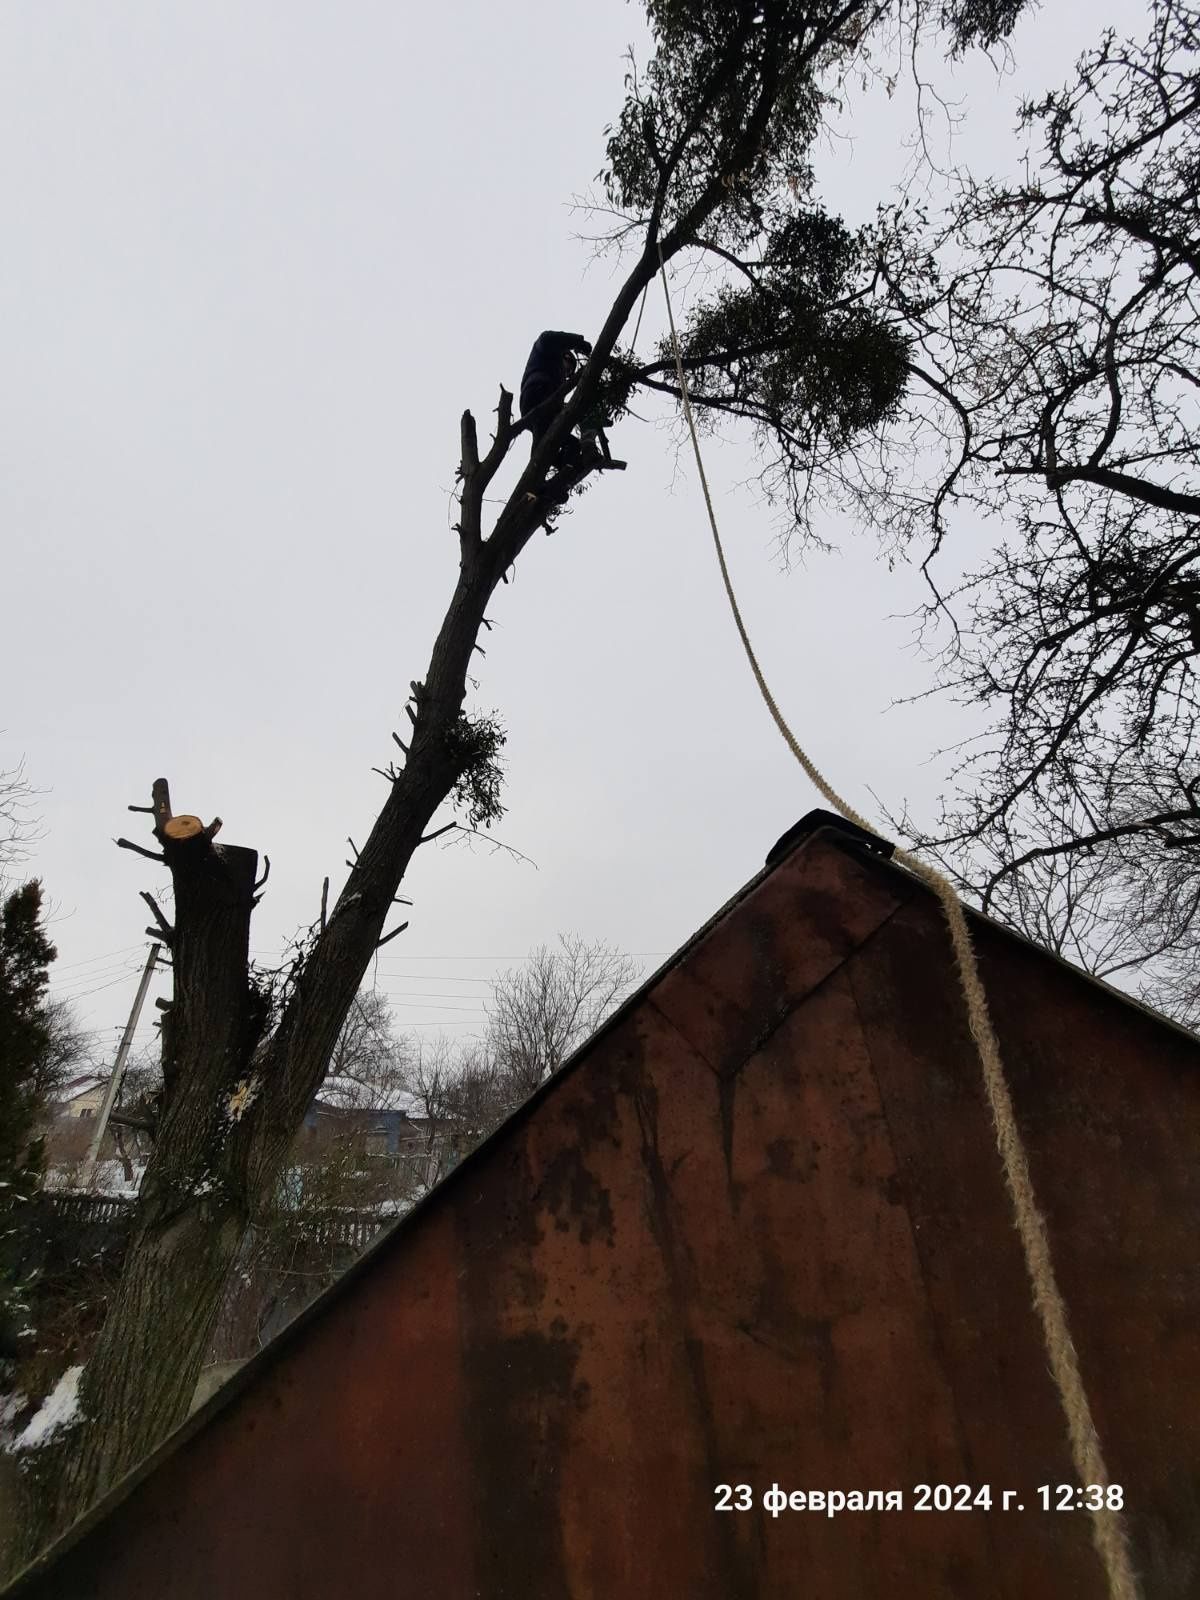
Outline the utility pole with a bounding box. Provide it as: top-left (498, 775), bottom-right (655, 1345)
top-left (80, 943), bottom-right (160, 1190)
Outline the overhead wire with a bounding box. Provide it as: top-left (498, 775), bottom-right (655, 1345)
top-left (50, 943), bottom-right (144, 972)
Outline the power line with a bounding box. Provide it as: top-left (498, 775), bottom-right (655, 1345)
top-left (392, 1019), bottom-right (484, 1028)
top-left (52, 962), bottom-right (144, 994)
top-left (56, 960), bottom-right (151, 998)
top-left (250, 949), bottom-right (670, 963)
top-left (368, 989), bottom-right (494, 1002)
top-left (369, 973), bottom-right (496, 986)
top-left (376, 1002), bottom-right (487, 1015)
top-left (51, 943), bottom-right (144, 972)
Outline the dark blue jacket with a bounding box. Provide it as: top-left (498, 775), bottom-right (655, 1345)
top-left (520, 330), bottom-right (590, 411)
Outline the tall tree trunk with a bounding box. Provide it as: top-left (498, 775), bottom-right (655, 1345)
top-left (21, 62), bottom-right (801, 1547)
top-left (22, 787), bottom-right (263, 1554)
top-left (53, 1199), bottom-right (247, 1516)
top-left (30, 398), bottom-right (633, 1552)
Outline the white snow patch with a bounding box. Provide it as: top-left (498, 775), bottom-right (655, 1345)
top-left (9, 1366), bottom-right (83, 1452)
top-left (0, 1390), bottom-right (28, 1441)
top-left (44, 1160), bottom-right (145, 1197)
top-left (316, 1078), bottom-right (424, 1116)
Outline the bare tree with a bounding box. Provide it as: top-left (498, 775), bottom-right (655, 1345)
top-left (857, 0), bottom-right (1200, 931)
top-left (416, 937), bottom-right (640, 1164)
top-left (29, 0), bottom-right (1035, 1552)
top-left (428, 1044), bottom-right (508, 1167)
top-left (924, 793), bottom-right (1200, 1038)
top-left (0, 760), bottom-right (41, 879)
top-left (487, 936), bottom-right (640, 1098)
top-left (915, 798), bottom-right (1181, 972)
top-left (31, 1000), bottom-right (88, 1109)
top-left (319, 989), bottom-right (413, 1111)
top-left (401, 1034), bottom-right (467, 1188)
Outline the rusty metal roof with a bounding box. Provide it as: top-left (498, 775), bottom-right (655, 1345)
top-left (8, 815), bottom-right (1200, 1598)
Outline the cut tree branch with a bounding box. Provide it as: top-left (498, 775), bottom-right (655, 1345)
top-left (478, 387), bottom-right (515, 485)
top-left (139, 892), bottom-right (174, 943)
top-left (460, 409), bottom-right (480, 477)
top-left (116, 837), bottom-right (166, 865)
top-left (419, 822), bottom-right (458, 845)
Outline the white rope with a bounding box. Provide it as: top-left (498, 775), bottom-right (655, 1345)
top-left (657, 242), bottom-right (1140, 1600)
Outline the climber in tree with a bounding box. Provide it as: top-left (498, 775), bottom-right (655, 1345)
top-left (519, 329), bottom-right (593, 467)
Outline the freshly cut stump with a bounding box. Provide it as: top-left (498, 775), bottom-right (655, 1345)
top-left (161, 815), bottom-right (204, 842)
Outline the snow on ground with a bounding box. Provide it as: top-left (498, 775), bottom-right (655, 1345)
top-left (43, 1160), bottom-right (144, 1198)
top-left (6, 1366), bottom-right (83, 1452)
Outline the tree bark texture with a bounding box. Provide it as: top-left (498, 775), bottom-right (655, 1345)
top-left (26, 794), bottom-right (263, 1552)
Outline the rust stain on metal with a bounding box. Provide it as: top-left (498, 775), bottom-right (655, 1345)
top-left (8, 827), bottom-right (1200, 1598)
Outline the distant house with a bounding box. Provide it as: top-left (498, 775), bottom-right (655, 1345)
top-left (300, 1086), bottom-right (458, 1189)
top-left (49, 1074), bottom-right (107, 1120)
top-left (40, 1076), bottom-right (110, 1172)
top-left (14, 810), bottom-right (1200, 1599)
top-left (42, 1074), bottom-right (154, 1179)
top-left (42, 1073), bottom-right (453, 1198)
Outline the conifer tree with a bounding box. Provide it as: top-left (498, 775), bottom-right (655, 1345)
top-left (0, 881), bottom-right (56, 1360)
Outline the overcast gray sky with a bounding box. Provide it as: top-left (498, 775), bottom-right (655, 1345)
top-left (3, 0), bottom-right (1148, 1064)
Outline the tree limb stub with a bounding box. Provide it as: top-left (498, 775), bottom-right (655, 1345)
top-left (478, 388), bottom-right (515, 486)
top-left (375, 920), bottom-right (409, 950)
top-left (460, 410), bottom-right (480, 477)
top-left (140, 891), bottom-right (174, 943)
top-left (151, 777), bottom-right (173, 835)
top-left (116, 837), bottom-right (166, 865)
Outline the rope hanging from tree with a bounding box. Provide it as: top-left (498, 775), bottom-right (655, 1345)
top-left (656, 241), bottom-right (1141, 1600)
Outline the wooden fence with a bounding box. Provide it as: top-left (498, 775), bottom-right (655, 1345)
top-left (43, 1192), bottom-right (390, 1253)
top-left (44, 1192), bottom-right (135, 1228)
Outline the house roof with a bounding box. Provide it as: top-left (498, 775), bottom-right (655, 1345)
top-left (313, 1078), bottom-right (424, 1117)
top-left (52, 1073), bottom-right (107, 1103)
top-left (9, 813), bottom-right (1200, 1598)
